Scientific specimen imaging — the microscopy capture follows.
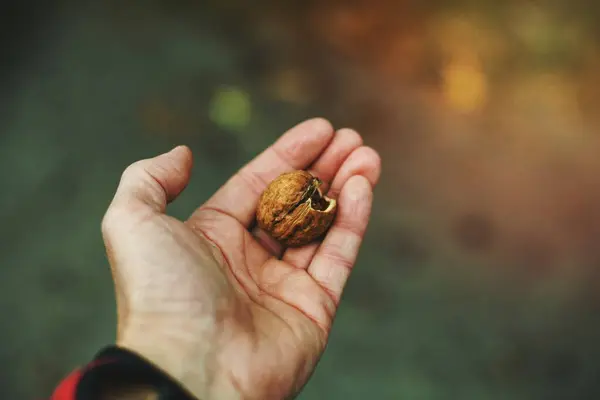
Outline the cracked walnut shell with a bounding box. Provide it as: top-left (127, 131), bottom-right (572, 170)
top-left (256, 170), bottom-right (337, 247)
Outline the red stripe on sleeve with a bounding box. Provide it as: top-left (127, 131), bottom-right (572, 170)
top-left (50, 359), bottom-right (115, 400)
top-left (50, 368), bottom-right (83, 400)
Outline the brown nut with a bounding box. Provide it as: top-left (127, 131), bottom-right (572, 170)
top-left (256, 170), bottom-right (337, 247)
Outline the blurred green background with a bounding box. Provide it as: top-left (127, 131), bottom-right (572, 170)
top-left (3, 0), bottom-right (600, 398)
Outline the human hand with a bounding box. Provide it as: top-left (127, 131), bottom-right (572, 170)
top-left (101, 118), bottom-right (381, 400)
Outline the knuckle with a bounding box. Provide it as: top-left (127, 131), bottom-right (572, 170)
top-left (321, 243), bottom-right (353, 271)
top-left (121, 159), bottom-right (147, 181)
top-left (271, 145), bottom-right (296, 167)
top-left (335, 219), bottom-right (364, 239)
top-left (101, 207), bottom-right (122, 235)
top-left (100, 210), bottom-right (114, 237)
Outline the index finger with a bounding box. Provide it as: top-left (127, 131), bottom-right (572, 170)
top-left (192, 118), bottom-right (335, 227)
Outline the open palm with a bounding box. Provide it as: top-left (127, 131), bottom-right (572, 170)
top-left (101, 119), bottom-right (381, 400)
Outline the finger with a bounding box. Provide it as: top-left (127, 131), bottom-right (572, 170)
top-left (307, 128), bottom-right (363, 192)
top-left (307, 175), bottom-right (373, 305)
top-left (282, 145), bottom-right (381, 269)
top-left (108, 145), bottom-right (193, 214)
top-left (102, 146), bottom-right (192, 268)
top-left (192, 118), bottom-right (335, 228)
top-left (251, 127), bottom-right (363, 258)
top-left (327, 146), bottom-right (382, 199)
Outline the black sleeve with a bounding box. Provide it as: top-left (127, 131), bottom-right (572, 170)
top-left (51, 346), bottom-right (197, 400)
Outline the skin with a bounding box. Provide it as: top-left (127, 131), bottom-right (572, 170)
top-left (100, 118), bottom-right (382, 400)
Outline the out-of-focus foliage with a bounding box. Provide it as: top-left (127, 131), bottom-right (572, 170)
top-left (3, 0), bottom-right (600, 398)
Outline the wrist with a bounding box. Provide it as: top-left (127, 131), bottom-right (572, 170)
top-left (117, 325), bottom-right (242, 400)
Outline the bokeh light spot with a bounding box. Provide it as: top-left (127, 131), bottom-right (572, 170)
top-left (442, 56), bottom-right (487, 113)
top-left (209, 86), bottom-right (251, 131)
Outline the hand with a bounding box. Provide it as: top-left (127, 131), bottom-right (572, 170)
top-left (101, 118), bottom-right (381, 400)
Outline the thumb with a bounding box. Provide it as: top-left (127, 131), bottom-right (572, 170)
top-left (110, 145), bottom-right (193, 213)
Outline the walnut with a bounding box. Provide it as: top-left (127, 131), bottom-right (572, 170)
top-left (256, 170), bottom-right (337, 247)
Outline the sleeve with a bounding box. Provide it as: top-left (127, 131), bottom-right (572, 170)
top-left (50, 346), bottom-right (197, 400)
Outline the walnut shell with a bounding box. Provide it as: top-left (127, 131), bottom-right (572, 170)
top-left (256, 170), bottom-right (337, 247)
